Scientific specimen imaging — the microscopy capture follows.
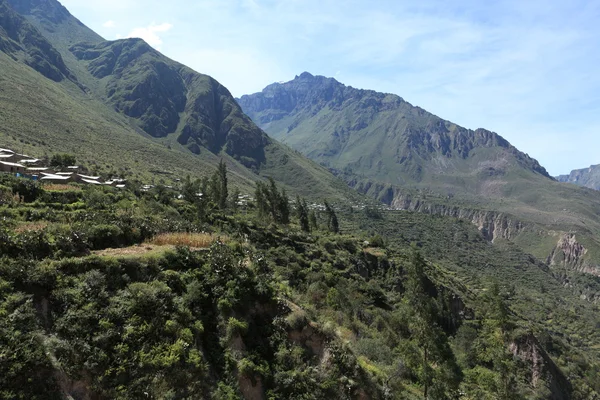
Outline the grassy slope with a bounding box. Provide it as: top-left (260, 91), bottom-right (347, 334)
top-left (0, 52), bottom-right (258, 190)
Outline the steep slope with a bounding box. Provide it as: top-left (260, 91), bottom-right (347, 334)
top-left (0, 0), bottom-right (75, 83)
top-left (557, 164), bottom-right (600, 190)
top-left (238, 73), bottom-right (600, 274)
top-left (0, 0), bottom-right (353, 200)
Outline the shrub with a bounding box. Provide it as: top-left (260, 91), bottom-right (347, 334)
top-left (86, 224), bottom-right (124, 250)
top-left (226, 317), bottom-right (248, 340)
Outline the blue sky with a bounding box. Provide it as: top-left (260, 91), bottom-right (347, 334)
top-left (60, 0), bottom-right (600, 175)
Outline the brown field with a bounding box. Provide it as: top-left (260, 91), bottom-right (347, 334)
top-left (94, 244), bottom-right (172, 257)
top-left (146, 232), bottom-right (226, 248)
top-left (43, 183), bottom-right (81, 192)
top-left (14, 221), bottom-right (49, 233)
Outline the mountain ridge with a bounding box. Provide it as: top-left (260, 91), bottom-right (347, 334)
top-left (557, 164), bottom-right (600, 191)
top-left (237, 71), bottom-right (551, 184)
top-left (0, 0), bottom-right (355, 201)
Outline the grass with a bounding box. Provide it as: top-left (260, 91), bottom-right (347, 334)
top-left (146, 232), bottom-right (225, 248)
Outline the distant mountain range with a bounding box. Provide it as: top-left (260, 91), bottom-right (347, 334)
top-left (0, 0), bottom-right (353, 200)
top-left (239, 72), bottom-right (600, 274)
top-left (557, 164), bottom-right (600, 190)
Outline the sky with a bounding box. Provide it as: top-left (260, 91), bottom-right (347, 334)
top-left (59, 0), bottom-right (600, 175)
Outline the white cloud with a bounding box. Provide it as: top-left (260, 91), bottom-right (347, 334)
top-left (126, 22), bottom-right (173, 48)
top-left (102, 20), bottom-right (116, 28)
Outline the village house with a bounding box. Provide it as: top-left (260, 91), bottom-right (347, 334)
top-left (1, 145), bottom-right (130, 188)
top-left (40, 173), bottom-right (72, 183)
top-left (0, 161), bottom-right (26, 174)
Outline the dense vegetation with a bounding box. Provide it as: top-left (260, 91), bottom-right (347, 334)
top-left (1, 170), bottom-right (599, 399)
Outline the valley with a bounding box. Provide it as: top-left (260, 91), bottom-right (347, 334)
top-left (0, 0), bottom-right (599, 398)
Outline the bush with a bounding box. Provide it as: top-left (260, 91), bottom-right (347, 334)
top-left (86, 224), bottom-right (124, 250)
top-left (369, 234), bottom-right (385, 248)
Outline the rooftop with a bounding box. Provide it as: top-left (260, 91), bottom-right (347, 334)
top-left (0, 161), bottom-right (25, 167)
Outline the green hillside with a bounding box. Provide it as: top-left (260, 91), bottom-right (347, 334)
top-left (238, 72), bottom-right (600, 274)
top-left (0, 0), bottom-right (353, 201)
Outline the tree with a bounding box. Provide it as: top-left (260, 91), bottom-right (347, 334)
top-left (229, 187), bottom-right (241, 211)
top-left (182, 175), bottom-right (200, 204)
top-left (255, 181), bottom-right (269, 218)
top-left (254, 178), bottom-right (290, 224)
top-left (296, 196), bottom-right (310, 232)
top-left (470, 282), bottom-right (520, 400)
top-left (279, 188), bottom-right (290, 224)
top-left (217, 159), bottom-right (228, 209)
top-left (402, 247), bottom-right (460, 399)
top-left (323, 200), bottom-right (339, 234)
top-left (50, 153), bottom-right (76, 169)
top-left (308, 210), bottom-right (318, 231)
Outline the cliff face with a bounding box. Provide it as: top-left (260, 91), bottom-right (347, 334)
top-left (0, 0), bottom-right (76, 83)
top-left (390, 193), bottom-right (525, 243)
top-left (381, 189), bottom-right (600, 277)
top-left (510, 334), bottom-right (572, 400)
top-left (547, 233), bottom-right (600, 275)
top-left (557, 164), bottom-right (600, 191)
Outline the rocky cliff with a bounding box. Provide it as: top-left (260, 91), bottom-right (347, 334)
top-left (510, 334), bottom-right (572, 400)
top-left (557, 164), bottom-right (600, 191)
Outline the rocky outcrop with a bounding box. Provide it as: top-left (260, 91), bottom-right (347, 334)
top-left (388, 191), bottom-right (525, 242)
top-left (547, 233), bottom-right (599, 275)
top-left (238, 71), bottom-right (551, 179)
top-left (510, 334), bottom-right (572, 400)
top-left (70, 39), bottom-right (269, 166)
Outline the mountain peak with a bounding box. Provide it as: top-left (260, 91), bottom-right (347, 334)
top-left (296, 71), bottom-right (314, 80)
top-left (6, 0), bottom-right (71, 24)
top-left (238, 74), bottom-right (552, 198)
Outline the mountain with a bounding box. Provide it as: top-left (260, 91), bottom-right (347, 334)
top-left (0, 0), bottom-right (75, 83)
top-left (2, 2), bottom-right (600, 398)
top-left (557, 164), bottom-right (600, 190)
top-left (0, 0), bottom-right (353, 200)
top-left (239, 72), bottom-right (600, 275)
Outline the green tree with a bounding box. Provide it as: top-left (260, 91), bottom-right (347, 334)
top-left (49, 153), bottom-right (76, 169)
top-left (470, 282), bottom-right (521, 400)
top-left (182, 175), bottom-right (200, 204)
top-left (296, 195), bottom-right (310, 232)
top-left (324, 200), bottom-right (339, 234)
top-left (254, 178), bottom-right (290, 224)
top-left (217, 159), bottom-right (228, 209)
top-left (308, 209), bottom-right (318, 231)
top-left (402, 247), bottom-right (460, 399)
